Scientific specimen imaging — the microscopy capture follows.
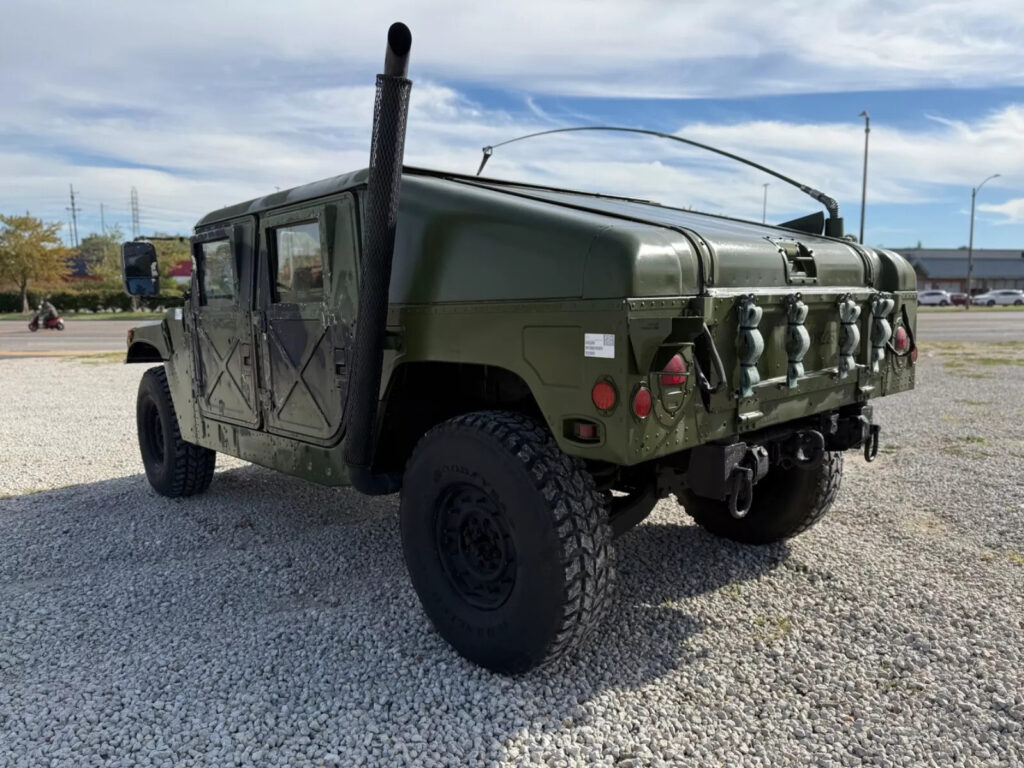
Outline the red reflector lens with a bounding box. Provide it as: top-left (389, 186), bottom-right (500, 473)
top-left (575, 422), bottom-right (597, 440)
top-left (591, 381), bottom-right (616, 411)
top-left (660, 354), bottom-right (688, 386)
top-left (632, 387), bottom-right (652, 419)
top-left (894, 326), bottom-right (909, 352)
top-left (910, 346), bottom-right (918, 363)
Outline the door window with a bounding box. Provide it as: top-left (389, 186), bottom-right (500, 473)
top-left (198, 239), bottom-right (236, 305)
top-left (272, 221), bottom-right (323, 304)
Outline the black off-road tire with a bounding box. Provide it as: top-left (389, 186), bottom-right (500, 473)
top-left (136, 366), bottom-right (216, 497)
top-left (400, 410), bottom-right (614, 674)
top-left (679, 451), bottom-right (843, 545)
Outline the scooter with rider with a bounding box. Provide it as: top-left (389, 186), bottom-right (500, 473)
top-left (28, 298), bottom-right (65, 331)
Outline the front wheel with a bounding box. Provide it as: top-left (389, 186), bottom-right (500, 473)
top-left (1014, 300), bottom-right (1023, 306)
top-left (55, 321), bottom-right (65, 330)
top-left (678, 451), bottom-right (843, 545)
top-left (400, 411), bottom-right (614, 674)
top-left (136, 366), bottom-right (216, 497)
top-left (28, 321), bottom-right (38, 332)
top-left (988, 300), bottom-right (996, 306)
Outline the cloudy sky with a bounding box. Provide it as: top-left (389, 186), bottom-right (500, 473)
top-left (3, 0), bottom-right (1024, 249)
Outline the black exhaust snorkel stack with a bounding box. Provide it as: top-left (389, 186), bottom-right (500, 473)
top-left (344, 22), bottom-right (412, 494)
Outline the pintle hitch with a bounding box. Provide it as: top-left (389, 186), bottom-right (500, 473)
top-left (684, 442), bottom-right (769, 520)
top-left (779, 429), bottom-right (825, 471)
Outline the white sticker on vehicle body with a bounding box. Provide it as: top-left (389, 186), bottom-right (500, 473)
top-left (584, 333), bottom-right (615, 359)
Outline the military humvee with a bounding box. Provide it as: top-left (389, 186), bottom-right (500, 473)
top-left (121, 23), bottom-right (916, 673)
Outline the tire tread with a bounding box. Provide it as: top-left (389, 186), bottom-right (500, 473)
top-left (140, 367), bottom-right (216, 497)
top-left (413, 410), bottom-right (614, 668)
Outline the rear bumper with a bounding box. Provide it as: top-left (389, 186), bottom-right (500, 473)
top-left (611, 288), bottom-right (916, 465)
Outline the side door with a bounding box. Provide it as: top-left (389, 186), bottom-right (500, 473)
top-left (190, 220), bottom-right (260, 428)
top-left (255, 197), bottom-right (358, 443)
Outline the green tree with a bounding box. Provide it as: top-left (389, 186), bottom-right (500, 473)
top-left (0, 213), bottom-right (71, 311)
top-left (80, 227), bottom-right (124, 287)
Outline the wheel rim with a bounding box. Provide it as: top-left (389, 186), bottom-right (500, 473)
top-left (434, 482), bottom-right (516, 610)
top-left (142, 399), bottom-right (165, 469)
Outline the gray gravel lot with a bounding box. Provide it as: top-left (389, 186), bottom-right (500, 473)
top-left (1, 348), bottom-right (1023, 767)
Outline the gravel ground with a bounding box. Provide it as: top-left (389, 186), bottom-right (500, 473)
top-left (1, 348), bottom-right (1023, 767)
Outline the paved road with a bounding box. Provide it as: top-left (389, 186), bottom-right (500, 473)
top-left (0, 311), bottom-right (1019, 358)
top-left (0, 319), bottom-right (144, 359)
top-left (916, 310), bottom-right (1024, 342)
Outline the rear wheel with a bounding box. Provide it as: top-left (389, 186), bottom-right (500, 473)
top-left (939, 300), bottom-right (949, 306)
top-left (678, 451), bottom-right (843, 544)
top-left (55, 320), bottom-right (65, 330)
top-left (1014, 300), bottom-right (1023, 306)
top-left (136, 366), bottom-right (216, 497)
top-left (988, 300), bottom-right (996, 306)
top-left (400, 410), bottom-right (613, 674)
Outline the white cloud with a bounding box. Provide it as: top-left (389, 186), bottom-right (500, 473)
top-left (1, 0), bottom-right (1023, 241)
top-left (979, 198), bottom-right (1024, 223)
top-left (3, 0), bottom-right (1024, 100)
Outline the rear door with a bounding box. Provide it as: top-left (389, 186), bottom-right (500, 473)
top-left (255, 198), bottom-right (358, 443)
top-left (191, 220), bottom-right (260, 428)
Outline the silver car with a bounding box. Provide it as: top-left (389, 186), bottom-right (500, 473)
top-left (972, 289), bottom-right (1024, 306)
top-left (918, 289), bottom-right (953, 306)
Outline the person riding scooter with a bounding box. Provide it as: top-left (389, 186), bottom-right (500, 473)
top-left (32, 298), bottom-right (59, 327)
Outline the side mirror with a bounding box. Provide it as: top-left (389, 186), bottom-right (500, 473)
top-left (122, 241), bottom-right (160, 296)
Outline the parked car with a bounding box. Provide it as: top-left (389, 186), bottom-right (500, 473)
top-left (972, 289), bottom-right (1024, 306)
top-left (949, 292), bottom-right (970, 306)
top-left (918, 289), bottom-right (953, 306)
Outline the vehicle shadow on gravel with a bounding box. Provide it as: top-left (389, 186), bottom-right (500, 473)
top-left (0, 466), bottom-right (789, 764)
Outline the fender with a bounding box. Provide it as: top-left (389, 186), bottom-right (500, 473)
top-left (126, 319), bottom-right (171, 363)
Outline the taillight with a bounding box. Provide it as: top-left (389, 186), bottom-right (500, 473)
top-left (894, 326), bottom-right (909, 352)
top-left (660, 354), bottom-right (687, 387)
top-left (632, 386), bottom-right (652, 419)
top-left (591, 381), bottom-right (616, 411)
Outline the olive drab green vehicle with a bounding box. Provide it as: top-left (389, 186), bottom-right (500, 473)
top-left (121, 23), bottom-right (916, 674)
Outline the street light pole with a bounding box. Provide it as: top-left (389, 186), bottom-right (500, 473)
top-left (859, 111), bottom-right (869, 244)
top-left (966, 173), bottom-right (1000, 311)
top-left (762, 182), bottom-right (769, 224)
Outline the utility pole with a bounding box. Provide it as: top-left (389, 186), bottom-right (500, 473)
top-left (859, 111), bottom-right (869, 244)
top-left (100, 203), bottom-right (106, 235)
top-left (130, 187), bottom-right (141, 239)
top-left (966, 173), bottom-right (1000, 311)
top-left (66, 184), bottom-right (81, 248)
top-left (761, 183), bottom-right (769, 224)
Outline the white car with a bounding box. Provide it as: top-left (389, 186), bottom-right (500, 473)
top-left (972, 289), bottom-right (1024, 306)
top-left (917, 289), bottom-right (953, 306)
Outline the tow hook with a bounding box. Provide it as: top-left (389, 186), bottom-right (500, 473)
top-left (864, 424), bottom-right (881, 462)
top-left (727, 445), bottom-right (768, 519)
top-left (728, 467), bottom-right (754, 518)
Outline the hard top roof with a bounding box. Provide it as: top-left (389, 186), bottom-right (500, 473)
top-left (195, 166), bottom-right (842, 245)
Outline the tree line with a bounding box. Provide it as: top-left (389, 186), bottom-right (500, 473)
top-left (0, 212), bottom-right (190, 313)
